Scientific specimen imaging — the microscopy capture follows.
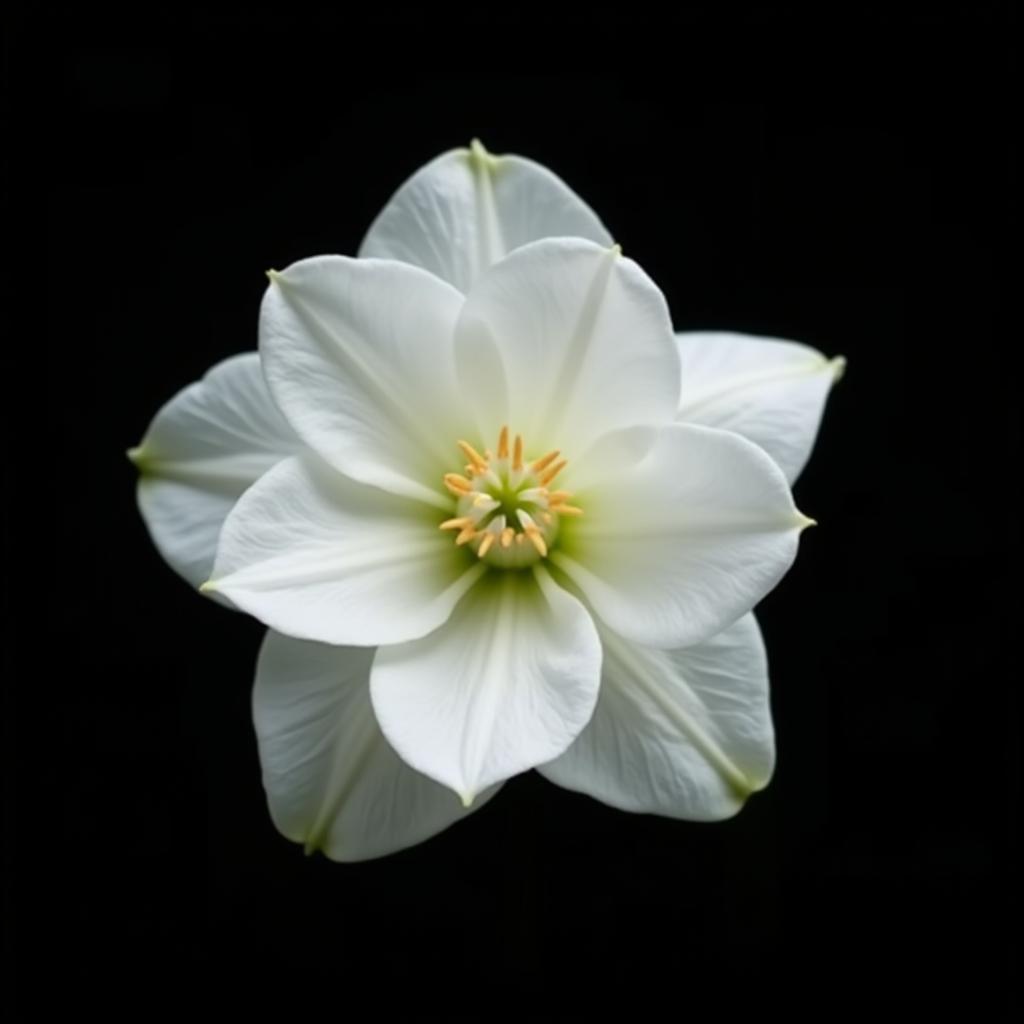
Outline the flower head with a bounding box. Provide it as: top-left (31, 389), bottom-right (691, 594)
top-left (132, 142), bottom-right (843, 859)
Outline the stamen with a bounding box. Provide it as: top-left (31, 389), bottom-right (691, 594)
top-left (442, 431), bottom-right (580, 564)
top-left (538, 459), bottom-right (567, 486)
top-left (531, 450), bottom-right (560, 473)
top-left (457, 440), bottom-right (489, 472)
top-left (440, 516), bottom-right (473, 531)
top-left (444, 473), bottom-right (473, 495)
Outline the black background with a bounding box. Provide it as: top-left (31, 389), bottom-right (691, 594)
top-left (25, 5), bottom-right (1016, 1015)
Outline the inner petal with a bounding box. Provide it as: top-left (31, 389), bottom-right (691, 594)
top-left (438, 424), bottom-right (583, 567)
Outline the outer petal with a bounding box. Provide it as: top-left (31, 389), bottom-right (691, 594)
top-left (260, 256), bottom-right (468, 508)
top-left (359, 141), bottom-right (613, 293)
top-left (539, 615), bottom-right (774, 820)
top-left (371, 568), bottom-right (602, 805)
top-left (206, 455), bottom-right (485, 645)
top-left (676, 331), bottom-right (846, 484)
top-left (255, 631), bottom-right (497, 862)
top-left (453, 238), bottom-right (681, 462)
top-left (551, 423), bottom-right (809, 649)
top-left (131, 353), bottom-right (301, 589)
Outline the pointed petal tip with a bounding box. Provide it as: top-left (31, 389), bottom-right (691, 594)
top-left (722, 774), bottom-right (772, 815)
top-left (198, 579), bottom-right (218, 594)
top-left (608, 242), bottom-right (622, 257)
top-left (716, 767), bottom-right (770, 811)
top-left (127, 445), bottom-right (146, 469)
top-left (797, 513), bottom-right (818, 530)
top-left (265, 268), bottom-right (283, 283)
top-left (468, 138), bottom-right (499, 170)
top-left (459, 790), bottom-right (476, 809)
top-left (830, 355), bottom-right (848, 381)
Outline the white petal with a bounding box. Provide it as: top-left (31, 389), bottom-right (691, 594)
top-left (551, 423), bottom-right (809, 649)
top-left (260, 256), bottom-right (468, 508)
top-left (371, 568), bottom-right (602, 804)
top-left (539, 615), bottom-right (773, 820)
top-left (676, 331), bottom-right (846, 484)
top-left (564, 425), bottom-right (660, 492)
top-left (255, 630), bottom-right (497, 862)
top-left (208, 455), bottom-right (485, 645)
top-left (131, 353), bottom-right (300, 589)
top-left (453, 238), bottom-right (680, 460)
top-left (359, 141), bottom-right (613, 293)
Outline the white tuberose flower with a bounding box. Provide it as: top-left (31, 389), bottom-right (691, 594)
top-left (131, 142), bottom-right (843, 860)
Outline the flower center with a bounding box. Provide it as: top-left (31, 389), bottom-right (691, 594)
top-left (439, 425), bottom-right (582, 567)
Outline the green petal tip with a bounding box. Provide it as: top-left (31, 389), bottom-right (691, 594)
top-left (468, 138), bottom-right (499, 170)
top-left (127, 446), bottom-right (148, 473)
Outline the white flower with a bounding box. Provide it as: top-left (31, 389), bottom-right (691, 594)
top-left (131, 141), bottom-right (843, 861)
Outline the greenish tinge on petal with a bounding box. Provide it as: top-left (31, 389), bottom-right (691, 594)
top-left (255, 631), bottom-right (498, 862)
top-left (538, 614), bottom-right (774, 820)
top-left (359, 140), bottom-right (614, 293)
top-left (466, 139), bottom-right (506, 272)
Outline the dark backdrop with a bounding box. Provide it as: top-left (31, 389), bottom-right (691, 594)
top-left (29, 6), bottom-right (1016, 1015)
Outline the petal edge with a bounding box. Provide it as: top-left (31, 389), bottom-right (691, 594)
top-left (132, 352), bottom-right (300, 590)
top-left (370, 568), bottom-right (602, 802)
top-left (676, 331), bottom-right (845, 483)
top-left (539, 614), bottom-right (774, 820)
top-left (359, 142), bottom-right (614, 292)
top-left (255, 630), bottom-right (497, 861)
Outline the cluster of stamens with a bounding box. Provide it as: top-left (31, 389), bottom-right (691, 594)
top-left (440, 426), bottom-right (582, 566)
